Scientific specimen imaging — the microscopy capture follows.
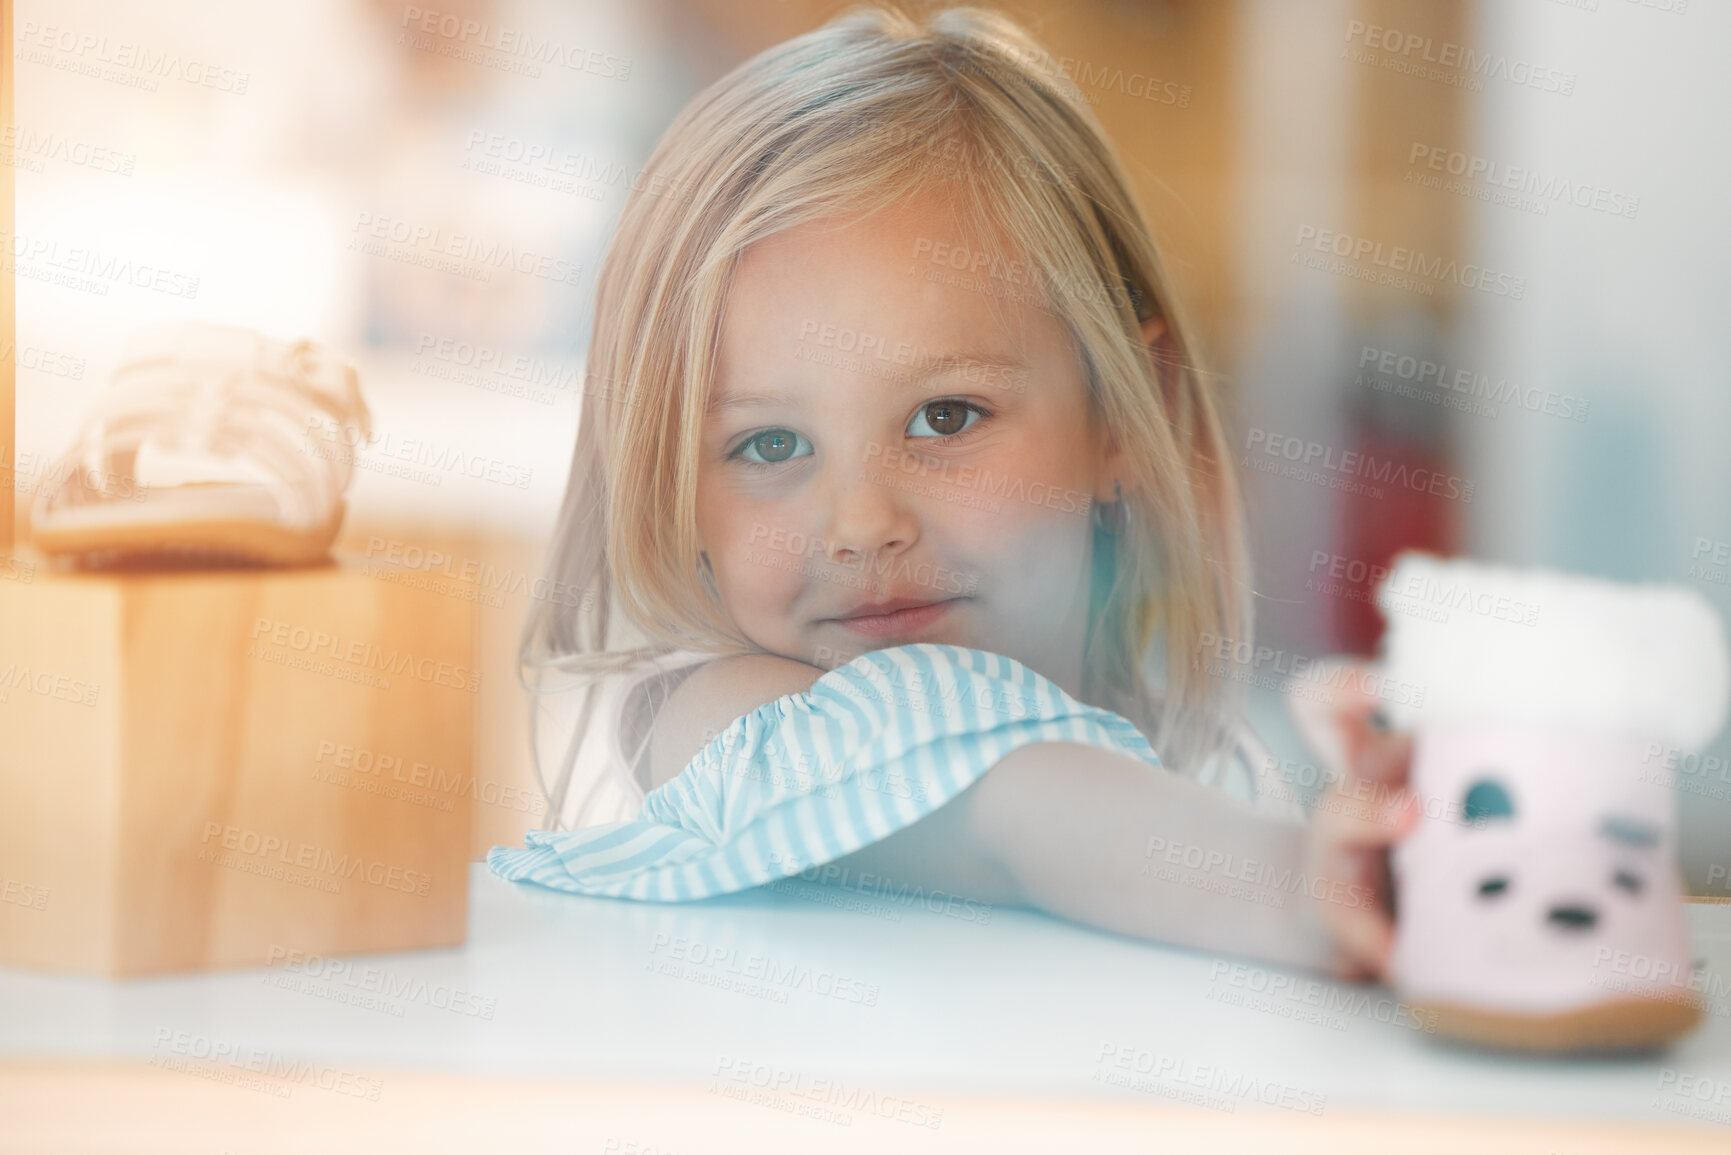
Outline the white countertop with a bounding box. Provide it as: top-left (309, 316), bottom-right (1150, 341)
top-left (2, 864), bottom-right (1729, 1128)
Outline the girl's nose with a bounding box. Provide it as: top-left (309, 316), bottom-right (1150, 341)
top-left (821, 460), bottom-right (919, 567)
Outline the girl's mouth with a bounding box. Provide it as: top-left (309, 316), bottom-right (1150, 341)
top-left (827, 597), bottom-right (965, 638)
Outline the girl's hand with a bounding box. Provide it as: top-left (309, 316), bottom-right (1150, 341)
top-left (1287, 661), bottom-right (1418, 982)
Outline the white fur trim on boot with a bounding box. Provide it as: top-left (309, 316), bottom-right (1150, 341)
top-left (1375, 552), bottom-right (1730, 749)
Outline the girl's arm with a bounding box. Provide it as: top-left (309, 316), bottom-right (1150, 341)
top-left (647, 654), bottom-right (1402, 977)
top-left (956, 739), bottom-right (1342, 972)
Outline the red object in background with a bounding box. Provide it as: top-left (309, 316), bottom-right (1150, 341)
top-left (1330, 422), bottom-right (1460, 655)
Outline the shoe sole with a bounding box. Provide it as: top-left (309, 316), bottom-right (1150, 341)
top-left (30, 504), bottom-right (344, 568)
top-left (1413, 993), bottom-right (1703, 1054)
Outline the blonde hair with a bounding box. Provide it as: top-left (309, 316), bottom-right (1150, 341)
top-left (524, 3), bottom-right (1262, 826)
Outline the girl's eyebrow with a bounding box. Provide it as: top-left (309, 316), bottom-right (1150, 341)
top-left (709, 351), bottom-right (1026, 413)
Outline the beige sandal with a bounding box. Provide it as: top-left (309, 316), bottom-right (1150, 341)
top-left (29, 322), bottom-right (372, 566)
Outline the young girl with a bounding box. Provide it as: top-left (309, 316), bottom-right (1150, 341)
top-left (492, 4), bottom-right (1416, 983)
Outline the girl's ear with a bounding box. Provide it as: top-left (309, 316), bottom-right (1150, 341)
top-left (1094, 313), bottom-right (1181, 505)
top-left (1140, 312), bottom-right (1182, 414)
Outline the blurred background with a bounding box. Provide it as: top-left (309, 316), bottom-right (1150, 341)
top-left (11, 0), bottom-right (1731, 887)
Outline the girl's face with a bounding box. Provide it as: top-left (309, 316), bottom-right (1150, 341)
top-left (696, 189), bottom-right (1128, 698)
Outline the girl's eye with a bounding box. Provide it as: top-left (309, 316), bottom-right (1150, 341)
top-left (908, 399), bottom-right (986, 439)
top-left (732, 428), bottom-right (813, 465)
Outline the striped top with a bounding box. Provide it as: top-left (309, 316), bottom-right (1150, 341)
top-left (486, 642), bottom-right (1164, 901)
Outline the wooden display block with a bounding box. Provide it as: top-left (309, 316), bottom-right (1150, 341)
top-left (0, 549), bottom-right (477, 976)
top-left (332, 519), bottom-right (556, 860)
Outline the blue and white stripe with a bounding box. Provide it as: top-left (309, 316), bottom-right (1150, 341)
top-left (486, 643), bottom-right (1163, 901)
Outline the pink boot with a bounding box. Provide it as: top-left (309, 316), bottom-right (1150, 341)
top-left (1375, 553), bottom-right (1727, 1052)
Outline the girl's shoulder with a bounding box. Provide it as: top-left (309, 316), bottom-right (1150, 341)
top-left (639, 653), bottom-right (826, 791)
top-left (614, 650), bottom-right (718, 793)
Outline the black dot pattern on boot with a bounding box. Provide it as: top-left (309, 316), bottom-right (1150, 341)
top-left (1546, 905), bottom-right (1598, 931)
top-left (1612, 869), bottom-right (1644, 895)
